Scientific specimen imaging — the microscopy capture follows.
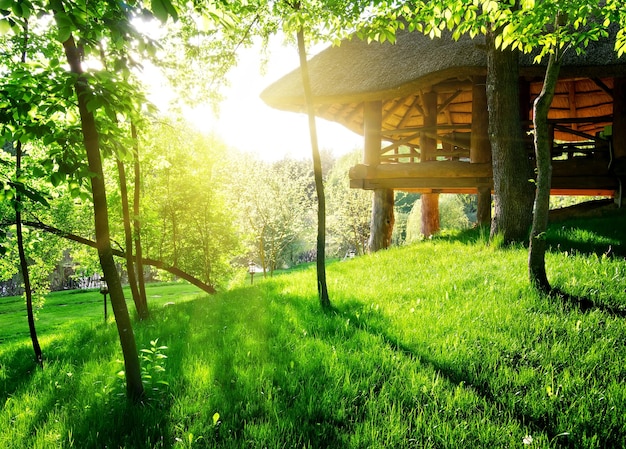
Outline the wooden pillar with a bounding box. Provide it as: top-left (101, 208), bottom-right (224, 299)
top-left (613, 77), bottom-right (626, 206)
top-left (470, 76), bottom-right (492, 226)
top-left (364, 100), bottom-right (395, 251)
top-left (364, 101), bottom-right (383, 165)
top-left (369, 189), bottom-right (395, 251)
top-left (613, 77), bottom-right (626, 160)
top-left (420, 90), bottom-right (439, 237)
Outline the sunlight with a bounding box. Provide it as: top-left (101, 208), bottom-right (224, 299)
top-left (148, 38), bottom-right (363, 161)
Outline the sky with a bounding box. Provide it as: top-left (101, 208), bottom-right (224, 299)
top-left (154, 40), bottom-right (364, 161)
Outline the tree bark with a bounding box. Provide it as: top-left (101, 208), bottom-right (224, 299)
top-left (117, 159), bottom-right (147, 319)
top-left (15, 140), bottom-right (43, 368)
top-left (486, 30), bottom-right (535, 244)
top-left (529, 50), bottom-right (561, 293)
top-left (131, 123), bottom-right (148, 312)
top-left (297, 28), bottom-right (330, 308)
top-left (59, 32), bottom-right (143, 401)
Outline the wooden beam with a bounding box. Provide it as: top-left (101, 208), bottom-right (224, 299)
top-left (591, 77), bottom-right (614, 98)
top-left (437, 90), bottom-right (462, 115)
top-left (383, 95), bottom-right (413, 122)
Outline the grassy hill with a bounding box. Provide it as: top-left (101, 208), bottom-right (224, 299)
top-left (1, 208), bottom-right (625, 448)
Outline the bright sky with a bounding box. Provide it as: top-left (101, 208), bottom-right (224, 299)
top-left (177, 42), bottom-right (363, 161)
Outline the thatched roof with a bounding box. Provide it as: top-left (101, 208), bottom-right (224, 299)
top-left (261, 29), bottom-right (626, 143)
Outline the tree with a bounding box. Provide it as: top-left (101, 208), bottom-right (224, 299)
top-left (326, 151), bottom-right (372, 256)
top-left (234, 157), bottom-right (314, 275)
top-left (139, 120), bottom-right (241, 288)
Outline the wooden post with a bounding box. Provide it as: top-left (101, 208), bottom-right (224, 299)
top-left (364, 101), bottom-right (395, 251)
top-left (470, 76), bottom-right (492, 225)
top-left (364, 101), bottom-right (382, 165)
top-left (614, 77), bottom-right (626, 206)
top-left (421, 193), bottom-right (440, 237)
top-left (613, 77), bottom-right (626, 160)
top-left (419, 91), bottom-right (439, 237)
top-left (369, 189), bottom-right (395, 251)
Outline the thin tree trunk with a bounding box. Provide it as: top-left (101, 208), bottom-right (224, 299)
top-left (131, 123), bottom-right (148, 312)
top-left (486, 29), bottom-right (535, 244)
top-left (297, 28), bottom-right (330, 309)
top-left (14, 21), bottom-right (43, 368)
top-left (117, 159), bottom-right (147, 319)
top-left (15, 141), bottom-right (43, 368)
top-left (59, 32), bottom-right (143, 401)
top-left (529, 49), bottom-right (561, 293)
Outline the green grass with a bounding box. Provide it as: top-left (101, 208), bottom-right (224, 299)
top-left (1, 210), bottom-right (625, 448)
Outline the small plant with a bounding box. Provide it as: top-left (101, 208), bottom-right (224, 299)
top-left (140, 338), bottom-right (169, 401)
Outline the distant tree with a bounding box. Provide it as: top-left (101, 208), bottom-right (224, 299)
top-left (234, 157), bottom-right (314, 275)
top-left (139, 121), bottom-right (241, 288)
top-left (327, 151), bottom-right (372, 256)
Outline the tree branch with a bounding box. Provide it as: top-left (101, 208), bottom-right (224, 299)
top-left (1, 219), bottom-right (216, 295)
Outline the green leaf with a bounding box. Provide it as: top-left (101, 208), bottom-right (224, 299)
top-left (0, 19), bottom-right (12, 35)
top-left (152, 0), bottom-right (171, 22)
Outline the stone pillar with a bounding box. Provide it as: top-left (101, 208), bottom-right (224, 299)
top-left (364, 101), bottom-right (395, 251)
top-left (470, 76), bottom-right (492, 225)
top-left (420, 90), bottom-right (439, 237)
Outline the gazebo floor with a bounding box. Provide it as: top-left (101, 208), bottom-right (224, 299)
top-left (349, 159), bottom-right (620, 197)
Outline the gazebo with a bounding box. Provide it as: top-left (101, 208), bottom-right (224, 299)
top-left (261, 29), bottom-right (626, 246)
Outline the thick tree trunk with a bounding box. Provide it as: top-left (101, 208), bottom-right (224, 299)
top-left (529, 51), bottom-right (561, 293)
top-left (15, 141), bottom-right (43, 367)
top-left (486, 30), bottom-right (535, 243)
top-left (369, 189), bottom-right (395, 250)
top-left (297, 28), bottom-right (330, 308)
top-left (60, 33), bottom-right (143, 401)
top-left (131, 123), bottom-right (148, 312)
top-left (117, 159), bottom-right (147, 319)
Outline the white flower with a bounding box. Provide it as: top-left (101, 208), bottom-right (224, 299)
top-left (523, 435), bottom-right (534, 445)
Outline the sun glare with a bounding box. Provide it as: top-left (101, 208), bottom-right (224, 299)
top-left (149, 39), bottom-right (363, 161)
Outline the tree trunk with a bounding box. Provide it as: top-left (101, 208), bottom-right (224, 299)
top-left (59, 32), bottom-right (143, 401)
top-left (15, 141), bottom-right (43, 368)
top-left (131, 123), bottom-right (148, 312)
top-left (486, 30), bottom-right (535, 244)
top-left (117, 159), bottom-right (147, 319)
top-left (529, 50), bottom-right (561, 293)
top-left (297, 28), bottom-right (330, 309)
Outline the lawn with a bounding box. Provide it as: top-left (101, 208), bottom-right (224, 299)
top-left (1, 208), bottom-right (625, 448)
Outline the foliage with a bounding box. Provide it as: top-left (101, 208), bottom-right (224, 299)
top-left (1, 211), bottom-right (626, 448)
top-left (406, 194), bottom-right (471, 242)
top-left (139, 120), bottom-right (241, 288)
top-left (326, 150), bottom-right (371, 256)
top-left (233, 156), bottom-right (315, 274)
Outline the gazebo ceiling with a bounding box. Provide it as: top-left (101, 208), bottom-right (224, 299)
top-left (261, 29), bottom-right (626, 146)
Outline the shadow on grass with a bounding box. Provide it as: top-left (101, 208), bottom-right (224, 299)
top-left (550, 288), bottom-right (626, 318)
